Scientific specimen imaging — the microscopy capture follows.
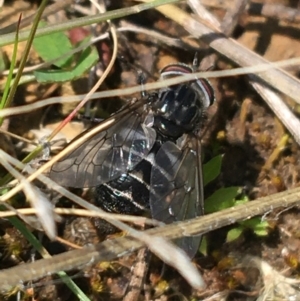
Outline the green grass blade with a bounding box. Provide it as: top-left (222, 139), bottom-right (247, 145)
top-left (0, 15), bottom-right (20, 125)
top-left (0, 0), bottom-right (180, 47)
top-left (8, 216), bottom-right (91, 301)
top-left (203, 155), bottom-right (222, 186)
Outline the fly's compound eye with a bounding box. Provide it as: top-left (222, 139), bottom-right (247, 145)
top-left (191, 78), bottom-right (215, 109)
top-left (160, 63), bottom-right (194, 79)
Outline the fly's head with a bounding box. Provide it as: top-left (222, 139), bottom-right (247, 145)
top-left (151, 63), bottom-right (215, 139)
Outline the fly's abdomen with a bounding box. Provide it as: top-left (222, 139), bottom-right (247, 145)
top-left (93, 158), bottom-right (152, 224)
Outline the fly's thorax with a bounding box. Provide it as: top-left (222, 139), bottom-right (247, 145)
top-left (151, 84), bottom-right (203, 139)
top-left (150, 63), bottom-right (215, 139)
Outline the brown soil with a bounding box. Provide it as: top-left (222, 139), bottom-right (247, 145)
top-left (1, 0), bottom-right (300, 300)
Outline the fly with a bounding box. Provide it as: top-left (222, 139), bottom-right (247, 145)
top-left (49, 63), bottom-right (215, 258)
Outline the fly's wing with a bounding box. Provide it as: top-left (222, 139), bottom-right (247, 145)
top-left (150, 138), bottom-right (204, 258)
top-left (50, 110), bottom-right (156, 188)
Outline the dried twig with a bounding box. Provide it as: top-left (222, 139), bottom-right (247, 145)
top-left (248, 2), bottom-right (300, 23)
top-left (152, 2), bottom-right (300, 145)
top-left (201, 0), bottom-right (300, 24)
top-left (1, 184), bottom-right (300, 292)
top-left (123, 249), bottom-right (150, 301)
top-left (248, 75), bottom-right (300, 144)
top-left (0, 0), bottom-right (75, 35)
top-left (151, 3), bottom-right (300, 103)
top-left (189, 0), bottom-right (249, 69)
top-left (220, 0), bottom-right (249, 36)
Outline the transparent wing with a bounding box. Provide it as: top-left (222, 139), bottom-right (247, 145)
top-left (150, 138), bottom-right (204, 258)
top-left (50, 110), bottom-right (156, 188)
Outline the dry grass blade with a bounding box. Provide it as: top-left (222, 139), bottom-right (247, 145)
top-left (0, 150), bottom-right (57, 239)
top-left (0, 58), bottom-right (299, 119)
top-left (0, 207), bottom-right (162, 226)
top-left (188, 0), bottom-right (221, 31)
top-left (242, 255), bottom-right (300, 300)
top-left (0, 0), bottom-right (181, 46)
top-left (157, 1), bottom-right (300, 145)
top-left (248, 2), bottom-right (300, 23)
top-left (150, 2), bottom-right (300, 104)
top-left (1, 1), bottom-right (300, 299)
top-left (1, 185), bottom-right (300, 292)
top-left (189, 0), bottom-right (248, 78)
top-left (46, 0), bottom-right (118, 141)
top-left (0, 0), bottom-right (75, 34)
top-left (201, 0), bottom-right (300, 24)
top-left (218, 0), bottom-right (249, 35)
top-left (0, 149), bottom-right (204, 291)
top-left (123, 248), bottom-right (150, 301)
top-left (189, 0), bottom-right (300, 145)
top-left (248, 76), bottom-right (300, 144)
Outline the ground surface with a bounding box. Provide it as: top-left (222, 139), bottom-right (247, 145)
top-left (1, 0), bottom-right (300, 300)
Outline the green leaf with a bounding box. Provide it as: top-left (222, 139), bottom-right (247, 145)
top-left (205, 186), bottom-right (240, 214)
top-left (203, 155), bottom-right (222, 186)
top-left (239, 217), bottom-right (269, 236)
top-left (234, 195), bottom-right (249, 206)
top-left (226, 227), bottom-right (243, 243)
top-left (34, 45), bottom-right (98, 83)
top-left (33, 21), bottom-right (73, 68)
top-left (199, 236), bottom-right (207, 256)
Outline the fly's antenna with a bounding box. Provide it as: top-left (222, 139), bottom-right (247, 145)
top-left (137, 70), bottom-right (147, 98)
top-left (192, 52), bottom-right (199, 72)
